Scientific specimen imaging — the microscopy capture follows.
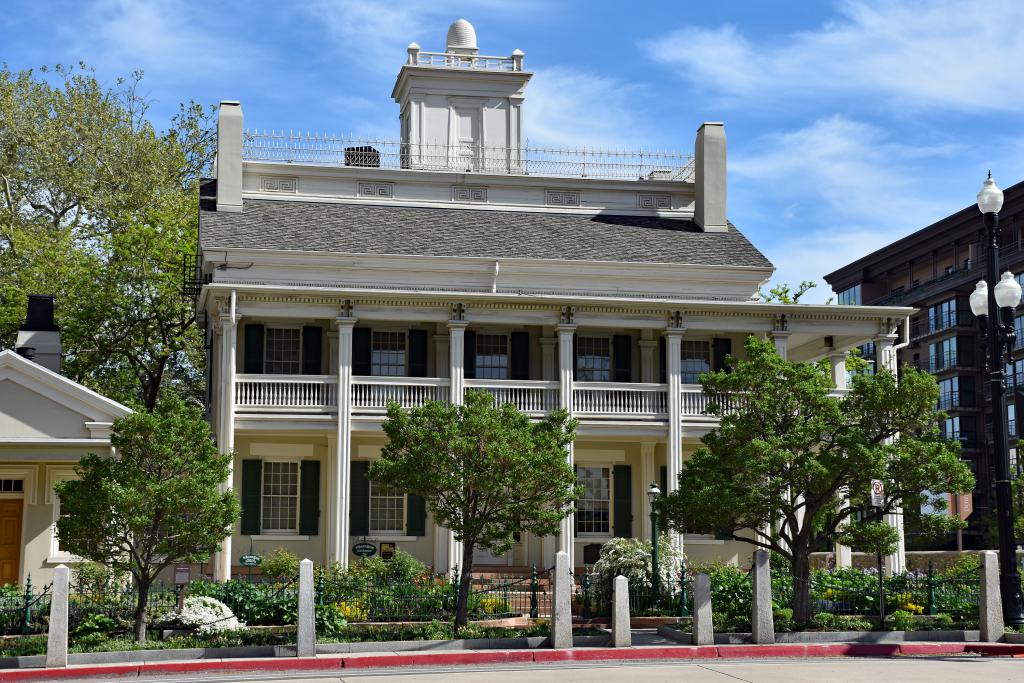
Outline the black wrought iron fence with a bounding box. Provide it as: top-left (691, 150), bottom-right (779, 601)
top-left (576, 569), bottom-right (691, 619)
top-left (0, 577), bottom-right (52, 636)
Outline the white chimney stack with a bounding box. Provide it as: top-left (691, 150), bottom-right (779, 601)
top-left (15, 295), bottom-right (61, 374)
top-left (216, 101), bottom-right (243, 213)
top-left (694, 122), bottom-right (727, 233)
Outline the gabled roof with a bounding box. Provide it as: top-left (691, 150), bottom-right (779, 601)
top-left (198, 181), bottom-right (773, 269)
top-left (0, 349), bottom-right (132, 423)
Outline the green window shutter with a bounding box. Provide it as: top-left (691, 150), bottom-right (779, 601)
top-left (712, 337), bottom-right (732, 372)
top-left (302, 326), bottom-right (323, 375)
top-left (463, 330), bottom-right (476, 380)
top-left (353, 327), bottom-right (372, 376)
top-left (299, 460), bottom-right (320, 536)
top-left (408, 329), bottom-right (428, 378)
top-left (573, 464), bottom-right (579, 536)
top-left (349, 460), bottom-right (370, 537)
top-left (510, 332), bottom-right (530, 380)
top-left (613, 464), bottom-right (632, 538)
top-left (241, 459), bottom-right (262, 535)
top-left (613, 335), bottom-right (632, 383)
top-left (406, 494), bottom-right (426, 536)
top-left (658, 336), bottom-right (666, 383)
top-left (243, 324), bottom-right (265, 374)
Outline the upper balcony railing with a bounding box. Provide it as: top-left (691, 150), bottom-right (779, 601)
top-left (412, 50), bottom-right (520, 71)
top-left (236, 375), bottom-right (852, 422)
top-left (242, 131), bottom-right (696, 182)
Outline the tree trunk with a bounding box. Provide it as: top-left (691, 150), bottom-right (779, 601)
top-left (791, 551), bottom-right (813, 624)
top-left (453, 541), bottom-right (475, 630)
top-left (133, 576), bottom-right (152, 644)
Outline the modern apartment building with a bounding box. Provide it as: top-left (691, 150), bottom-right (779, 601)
top-left (825, 179), bottom-right (1024, 549)
top-left (194, 19), bottom-right (912, 578)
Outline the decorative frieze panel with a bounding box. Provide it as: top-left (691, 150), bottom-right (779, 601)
top-left (357, 182), bottom-right (394, 198)
top-left (260, 176), bottom-right (298, 193)
top-left (637, 193), bottom-right (671, 209)
top-left (452, 186), bottom-right (488, 203)
top-left (545, 189), bottom-right (580, 207)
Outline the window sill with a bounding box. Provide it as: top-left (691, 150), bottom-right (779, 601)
top-left (684, 538), bottom-right (726, 545)
top-left (47, 555), bottom-right (82, 564)
top-left (575, 534), bottom-right (613, 541)
top-left (358, 535), bottom-right (418, 542)
top-left (253, 534), bottom-right (311, 541)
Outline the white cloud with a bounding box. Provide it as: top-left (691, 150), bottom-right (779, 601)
top-left (646, 0), bottom-right (1024, 112)
top-left (524, 68), bottom-right (661, 149)
top-left (71, 0), bottom-right (265, 85)
top-left (731, 115), bottom-right (961, 302)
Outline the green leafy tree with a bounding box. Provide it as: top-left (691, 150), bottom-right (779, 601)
top-left (659, 337), bottom-right (973, 623)
top-left (760, 280), bottom-right (822, 304)
top-left (370, 390), bottom-right (580, 628)
top-left (54, 397), bottom-right (240, 642)
top-left (0, 63), bottom-right (214, 409)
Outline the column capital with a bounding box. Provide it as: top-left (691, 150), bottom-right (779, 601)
top-left (335, 316), bottom-right (358, 329)
top-left (664, 326), bottom-right (685, 339)
top-left (556, 323), bottom-right (577, 335)
top-left (448, 320), bottom-right (469, 331)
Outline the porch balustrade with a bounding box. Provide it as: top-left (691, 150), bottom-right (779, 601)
top-left (573, 382), bottom-right (668, 419)
top-left (235, 374), bottom-right (337, 412)
top-left (464, 379), bottom-right (560, 416)
top-left (350, 376), bottom-right (450, 414)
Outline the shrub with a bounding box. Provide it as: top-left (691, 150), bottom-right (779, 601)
top-left (811, 612), bottom-right (872, 631)
top-left (590, 535), bottom-right (681, 602)
top-left (73, 562), bottom-right (129, 593)
top-left (188, 580), bottom-right (295, 625)
top-left (71, 614), bottom-right (119, 640)
top-left (698, 563), bottom-right (751, 626)
top-left (944, 554), bottom-right (981, 580)
top-left (315, 603), bottom-right (348, 636)
top-left (261, 548), bottom-right (300, 583)
top-left (176, 596), bottom-right (245, 634)
top-left (336, 599), bottom-right (369, 622)
top-left (349, 549), bottom-right (429, 585)
top-left (888, 609), bottom-right (916, 632)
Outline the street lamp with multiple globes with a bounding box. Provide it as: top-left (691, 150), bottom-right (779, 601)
top-left (647, 482), bottom-right (661, 597)
top-left (967, 172), bottom-right (1024, 625)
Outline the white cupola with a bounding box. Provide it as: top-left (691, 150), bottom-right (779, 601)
top-left (393, 19), bottom-right (531, 173)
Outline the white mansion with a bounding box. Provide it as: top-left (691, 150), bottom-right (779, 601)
top-left (197, 20), bottom-right (913, 579)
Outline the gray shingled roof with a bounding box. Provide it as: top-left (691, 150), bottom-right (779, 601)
top-left (198, 182), bottom-right (773, 268)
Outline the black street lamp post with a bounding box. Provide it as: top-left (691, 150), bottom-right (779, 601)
top-left (968, 173), bottom-right (1024, 626)
top-left (648, 483), bottom-right (661, 597)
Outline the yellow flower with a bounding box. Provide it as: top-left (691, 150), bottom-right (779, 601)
top-left (336, 600), bottom-right (369, 622)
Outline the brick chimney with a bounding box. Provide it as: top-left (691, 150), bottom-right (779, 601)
top-left (15, 295), bottom-right (61, 373)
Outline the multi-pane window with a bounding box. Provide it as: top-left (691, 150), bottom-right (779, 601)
top-left (261, 462), bottom-right (299, 533)
top-left (265, 328), bottom-right (301, 374)
top-left (476, 334), bottom-right (509, 380)
top-left (369, 481), bottom-right (405, 534)
top-left (928, 338), bottom-right (957, 372)
top-left (576, 337), bottom-right (611, 382)
top-left (576, 467), bottom-right (610, 535)
top-left (681, 341), bottom-right (711, 384)
top-left (371, 331), bottom-right (406, 376)
top-left (941, 416), bottom-right (961, 442)
top-left (1010, 403), bottom-right (1018, 439)
top-left (937, 377), bottom-right (958, 410)
top-left (0, 479), bottom-right (24, 493)
top-left (1016, 316), bottom-right (1024, 349)
top-left (837, 284), bottom-right (861, 306)
top-left (928, 299), bottom-right (957, 333)
top-left (1009, 359), bottom-right (1024, 389)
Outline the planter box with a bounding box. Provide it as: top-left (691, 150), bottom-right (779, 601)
top-left (656, 624), bottom-right (980, 645)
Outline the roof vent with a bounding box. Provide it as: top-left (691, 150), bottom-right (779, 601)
top-left (446, 19), bottom-right (478, 54)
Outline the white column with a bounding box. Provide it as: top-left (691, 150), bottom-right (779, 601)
top-left (333, 317), bottom-right (357, 568)
top-left (214, 309), bottom-right (237, 582)
top-left (664, 327), bottom-right (684, 561)
top-left (434, 333), bottom-right (450, 378)
top-left (557, 324), bottom-right (576, 568)
top-left (445, 320), bottom-right (468, 573)
top-left (640, 442), bottom-right (656, 540)
top-left (829, 351), bottom-right (848, 391)
top-left (835, 488), bottom-right (853, 568)
top-left (639, 337), bottom-right (657, 384)
top-left (770, 327), bottom-right (795, 548)
top-left (325, 434), bottom-right (338, 562)
top-left (875, 329), bottom-right (906, 574)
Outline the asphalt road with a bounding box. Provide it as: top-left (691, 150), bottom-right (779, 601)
top-left (94, 657), bottom-right (1024, 683)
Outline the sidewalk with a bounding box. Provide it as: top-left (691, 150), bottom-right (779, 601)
top-left (3, 641), bottom-right (1024, 682)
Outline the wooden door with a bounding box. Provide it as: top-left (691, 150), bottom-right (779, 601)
top-left (0, 499), bottom-right (23, 585)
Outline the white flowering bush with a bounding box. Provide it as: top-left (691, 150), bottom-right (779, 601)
top-left (176, 596), bottom-right (245, 634)
top-left (589, 535), bottom-right (681, 601)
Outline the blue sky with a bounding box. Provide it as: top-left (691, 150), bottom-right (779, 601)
top-left (4, 0), bottom-right (1024, 301)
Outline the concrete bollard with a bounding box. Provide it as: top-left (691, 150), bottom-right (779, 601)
top-left (297, 558), bottom-right (315, 657)
top-left (550, 551), bottom-right (573, 649)
top-left (979, 550), bottom-right (1004, 643)
top-left (692, 572), bottom-right (713, 646)
top-left (45, 565), bottom-right (69, 668)
top-left (751, 549), bottom-right (775, 644)
top-left (611, 575), bottom-right (631, 647)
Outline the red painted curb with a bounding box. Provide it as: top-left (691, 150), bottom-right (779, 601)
top-left (0, 663), bottom-right (139, 681)
top-left (142, 656), bottom-right (343, 675)
top-left (533, 646), bottom-right (718, 662)
top-left (898, 643), bottom-right (966, 656)
top-left (717, 644), bottom-right (808, 658)
top-left (342, 650), bottom-right (534, 669)
top-left (965, 643), bottom-right (1024, 656)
